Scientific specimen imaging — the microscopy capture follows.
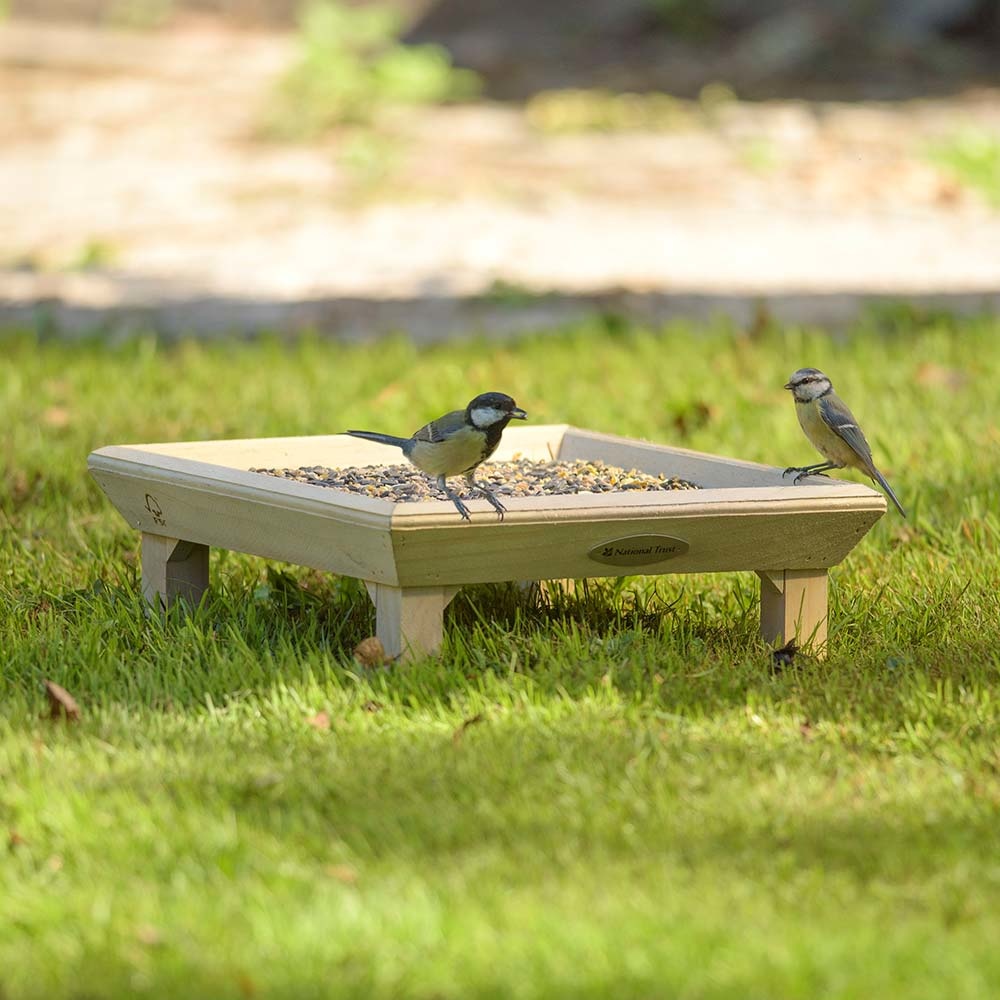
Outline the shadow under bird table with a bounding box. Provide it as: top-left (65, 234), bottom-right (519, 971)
top-left (88, 425), bottom-right (886, 662)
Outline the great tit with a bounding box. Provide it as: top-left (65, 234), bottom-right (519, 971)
top-left (783, 367), bottom-right (905, 516)
top-left (346, 392), bottom-right (528, 520)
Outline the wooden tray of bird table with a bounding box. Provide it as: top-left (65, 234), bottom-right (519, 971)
top-left (88, 425), bottom-right (887, 662)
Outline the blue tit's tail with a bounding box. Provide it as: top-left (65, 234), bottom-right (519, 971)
top-left (871, 468), bottom-right (906, 518)
top-left (344, 430), bottom-right (411, 453)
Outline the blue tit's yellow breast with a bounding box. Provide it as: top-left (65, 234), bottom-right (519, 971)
top-left (796, 399), bottom-right (860, 467)
top-left (408, 425), bottom-right (488, 478)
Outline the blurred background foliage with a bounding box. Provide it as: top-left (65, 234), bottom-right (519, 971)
top-left (260, 1), bottom-right (478, 139)
top-left (8, 0), bottom-right (1000, 100)
top-left (926, 128), bottom-right (1000, 208)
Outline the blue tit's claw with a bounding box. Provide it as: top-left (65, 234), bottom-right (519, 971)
top-left (481, 490), bottom-right (507, 521)
top-left (794, 470), bottom-right (832, 484)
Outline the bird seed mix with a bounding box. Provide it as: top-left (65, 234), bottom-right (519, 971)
top-left (251, 458), bottom-right (700, 501)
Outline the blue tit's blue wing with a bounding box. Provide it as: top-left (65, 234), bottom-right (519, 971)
top-left (412, 409), bottom-right (466, 443)
top-left (818, 392), bottom-right (905, 517)
top-left (818, 394), bottom-right (875, 470)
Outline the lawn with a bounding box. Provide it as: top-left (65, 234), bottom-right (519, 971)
top-left (2, 313), bottom-right (1000, 999)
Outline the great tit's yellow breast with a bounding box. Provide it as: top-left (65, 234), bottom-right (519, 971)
top-left (796, 399), bottom-right (861, 468)
top-left (408, 425), bottom-right (488, 478)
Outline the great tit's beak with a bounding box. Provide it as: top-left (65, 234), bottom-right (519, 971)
top-left (511, 407), bottom-right (528, 420)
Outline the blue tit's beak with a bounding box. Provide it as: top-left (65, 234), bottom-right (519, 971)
top-left (511, 407), bottom-right (528, 420)
top-left (783, 382), bottom-right (794, 390)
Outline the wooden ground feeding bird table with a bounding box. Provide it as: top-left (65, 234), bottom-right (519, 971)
top-left (88, 425), bottom-right (886, 662)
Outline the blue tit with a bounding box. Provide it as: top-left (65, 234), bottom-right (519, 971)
top-left (346, 392), bottom-right (528, 520)
top-left (783, 367), bottom-right (905, 517)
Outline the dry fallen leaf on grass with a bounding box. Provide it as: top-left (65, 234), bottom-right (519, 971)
top-left (8, 830), bottom-right (26, 851)
top-left (353, 636), bottom-right (388, 669)
top-left (44, 680), bottom-right (81, 721)
top-left (305, 711), bottom-right (331, 731)
top-left (9, 469), bottom-right (31, 503)
top-left (236, 972), bottom-right (257, 998)
top-left (42, 405), bottom-right (72, 428)
top-left (28, 599), bottom-right (53, 621)
top-left (325, 863), bottom-right (359, 885)
top-left (671, 400), bottom-right (716, 437)
top-left (452, 713), bottom-right (485, 745)
top-left (914, 362), bottom-right (968, 392)
top-left (891, 524), bottom-right (921, 548)
top-left (373, 381), bottom-right (403, 406)
top-left (745, 300), bottom-right (775, 340)
top-left (136, 924), bottom-right (163, 947)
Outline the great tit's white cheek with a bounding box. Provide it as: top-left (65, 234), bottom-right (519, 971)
top-left (469, 406), bottom-right (507, 428)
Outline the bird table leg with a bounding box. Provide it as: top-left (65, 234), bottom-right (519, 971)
top-left (364, 583), bottom-right (460, 663)
top-left (141, 533), bottom-right (209, 610)
top-left (756, 569), bottom-right (828, 658)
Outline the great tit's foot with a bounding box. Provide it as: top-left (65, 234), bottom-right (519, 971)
top-left (783, 465), bottom-right (805, 479)
top-left (445, 493), bottom-right (472, 520)
top-left (437, 476), bottom-right (471, 520)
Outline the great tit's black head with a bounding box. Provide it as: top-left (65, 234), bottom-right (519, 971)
top-left (784, 368), bottom-right (832, 402)
top-left (466, 392), bottom-right (528, 429)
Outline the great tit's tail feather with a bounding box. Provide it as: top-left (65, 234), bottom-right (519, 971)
top-left (871, 468), bottom-right (906, 518)
top-left (344, 430), bottom-right (411, 451)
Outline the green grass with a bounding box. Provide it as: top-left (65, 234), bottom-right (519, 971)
top-left (2, 313), bottom-right (1000, 998)
top-left (925, 129), bottom-right (1000, 209)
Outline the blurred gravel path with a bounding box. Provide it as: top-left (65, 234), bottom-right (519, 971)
top-left (2, 19), bottom-right (999, 337)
